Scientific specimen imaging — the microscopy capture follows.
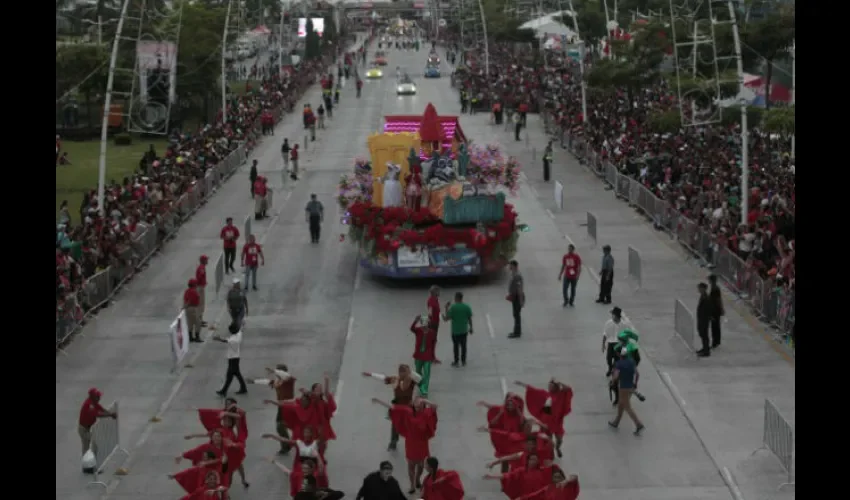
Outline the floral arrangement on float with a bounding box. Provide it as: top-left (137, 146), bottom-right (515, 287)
top-left (337, 157), bottom-right (374, 210)
top-left (464, 142), bottom-right (522, 196)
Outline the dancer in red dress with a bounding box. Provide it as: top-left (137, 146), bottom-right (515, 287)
top-left (484, 422), bottom-right (556, 473)
top-left (261, 426), bottom-right (325, 466)
top-left (478, 393), bottom-right (526, 472)
top-left (483, 452), bottom-right (553, 499)
top-left (515, 379), bottom-right (573, 457)
top-left (361, 364), bottom-right (422, 450)
top-left (183, 415), bottom-right (248, 488)
top-left (421, 456), bottom-right (465, 500)
top-left (372, 396), bottom-right (438, 494)
top-left (269, 456), bottom-right (329, 498)
top-left (517, 468), bottom-right (580, 500)
top-left (170, 451), bottom-right (223, 493)
top-left (180, 469), bottom-right (229, 500)
top-left (264, 374), bottom-right (337, 455)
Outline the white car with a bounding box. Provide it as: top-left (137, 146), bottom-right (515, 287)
top-left (397, 79), bottom-right (416, 95)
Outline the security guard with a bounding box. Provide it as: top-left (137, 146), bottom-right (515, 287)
top-left (305, 194), bottom-right (324, 244)
top-left (460, 90), bottom-right (468, 113)
top-left (543, 140), bottom-right (554, 182)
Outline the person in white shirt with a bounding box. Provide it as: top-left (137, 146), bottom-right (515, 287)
top-left (602, 307), bottom-right (635, 376)
top-left (215, 322), bottom-right (247, 396)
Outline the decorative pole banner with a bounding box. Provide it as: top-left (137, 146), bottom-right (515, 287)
top-left (169, 310), bottom-right (190, 365)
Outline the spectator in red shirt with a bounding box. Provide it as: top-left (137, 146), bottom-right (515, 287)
top-left (253, 176), bottom-right (268, 221)
top-left (78, 388), bottom-right (116, 455)
top-left (183, 279), bottom-right (202, 342)
top-left (196, 255), bottom-right (209, 325)
top-left (241, 235), bottom-right (264, 291)
top-left (220, 218), bottom-right (240, 273)
top-left (558, 244), bottom-right (582, 307)
top-left (290, 145), bottom-right (300, 180)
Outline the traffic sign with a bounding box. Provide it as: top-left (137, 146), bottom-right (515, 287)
top-left (438, 19), bottom-right (447, 28)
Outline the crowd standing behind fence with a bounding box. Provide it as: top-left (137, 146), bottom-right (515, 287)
top-left (548, 121), bottom-right (794, 347)
top-left (55, 36), bottom-right (357, 349)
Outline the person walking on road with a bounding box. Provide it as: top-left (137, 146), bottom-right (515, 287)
top-left (356, 461), bottom-right (407, 500)
top-left (281, 139), bottom-right (291, 181)
top-left (305, 194), bottom-right (324, 243)
top-left (596, 245), bottom-right (614, 304)
top-left (608, 348), bottom-right (645, 435)
top-left (263, 364), bottom-right (295, 454)
top-left (183, 279), bottom-right (203, 342)
top-left (513, 111), bottom-right (523, 142)
top-left (78, 388), bottom-right (116, 456)
top-left (253, 176), bottom-right (268, 220)
top-left (558, 244), bottom-right (581, 307)
top-left (602, 307), bottom-right (635, 376)
top-left (241, 234), bottom-right (264, 291)
top-left (196, 255), bottom-right (209, 326)
top-left (361, 365), bottom-right (421, 451)
top-left (543, 140), bottom-right (553, 182)
top-left (696, 282), bottom-right (712, 357)
top-left (290, 144), bottom-right (300, 180)
top-left (227, 277), bottom-right (248, 326)
top-left (442, 292), bottom-right (473, 367)
top-left (507, 260), bottom-right (526, 339)
top-left (708, 274), bottom-right (724, 349)
top-left (220, 217), bottom-right (240, 273)
top-left (249, 159), bottom-right (258, 197)
top-left (409, 315), bottom-right (438, 397)
top-left (215, 322), bottom-right (248, 396)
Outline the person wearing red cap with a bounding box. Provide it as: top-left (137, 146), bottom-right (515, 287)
top-left (220, 217), bottom-right (240, 274)
top-left (79, 388), bottom-right (116, 455)
top-left (184, 279), bottom-right (203, 342)
top-left (253, 176), bottom-right (268, 221)
top-left (197, 255), bottom-right (209, 326)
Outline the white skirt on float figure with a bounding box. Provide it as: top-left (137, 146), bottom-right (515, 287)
top-left (383, 179), bottom-right (403, 207)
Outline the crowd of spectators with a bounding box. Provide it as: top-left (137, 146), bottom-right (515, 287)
top-left (56, 41), bottom-right (351, 330)
top-left (449, 39), bottom-right (795, 326)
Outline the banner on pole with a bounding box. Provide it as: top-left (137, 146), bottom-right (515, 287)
top-left (169, 310), bottom-right (190, 366)
top-left (554, 181), bottom-right (564, 210)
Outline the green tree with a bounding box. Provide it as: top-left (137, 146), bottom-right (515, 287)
top-left (56, 44), bottom-right (110, 127)
top-left (740, 10), bottom-right (794, 108)
top-left (761, 106), bottom-right (794, 135)
top-left (305, 17), bottom-right (321, 60)
top-left (675, 70), bottom-right (739, 108)
top-left (647, 109), bottom-right (682, 135)
top-left (322, 15), bottom-right (337, 45)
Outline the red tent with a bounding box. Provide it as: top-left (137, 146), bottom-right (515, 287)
top-left (744, 78), bottom-right (792, 103)
top-left (252, 25), bottom-right (271, 35)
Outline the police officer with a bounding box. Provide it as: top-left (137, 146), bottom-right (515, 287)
top-left (460, 90), bottom-right (468, 113)
top-left (227, 277), bottom-right (248, 326)
top-left (305, 194), bottom-right (324, 244)
top-left (543, 140), bottom-right (553, 182)
top-left (596, 245), bottom-right (615, 304)
top-left (696, 282), bottom-right (712, 357)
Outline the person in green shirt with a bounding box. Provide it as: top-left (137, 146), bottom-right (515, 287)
top-left (442, 292), bottom-right (473, 367)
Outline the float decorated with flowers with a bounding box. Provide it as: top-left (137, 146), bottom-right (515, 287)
top-left (338, 103), bottom-right (523, 278)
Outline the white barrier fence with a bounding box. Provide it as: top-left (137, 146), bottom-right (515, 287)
top-left (88, 401), bottom-right (129, 488)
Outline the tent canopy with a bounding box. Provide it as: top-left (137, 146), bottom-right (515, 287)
top-left (518, 10), bottom-right (576, 38)
top-left (252, 25), bottom-right (271, 34)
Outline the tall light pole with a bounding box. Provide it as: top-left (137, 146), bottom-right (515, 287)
top-left (726, 1), bottom-right (749, 226)
top-left (222, 0), bottom-right (234, 124)
top-left (476, 0), bottom-right (489, 77)
top-left (278, 3), bottom-right (285, 79)
top-left (566, 0), bottom-right (588, 124)
top-left (790, 40), bottom-right (795, 159)
top-left (96, 0), bottom-right (132, 216)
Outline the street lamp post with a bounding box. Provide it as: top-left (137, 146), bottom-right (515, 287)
top-left (566, 0), bottom-right (588, 124)
top-left (96, 0), bottom-right (132, 217)
top-left (222, 0), bottom-right (234, 124)
top-left (475, 0), bottom-right (489, 77)
top-left (726, 1), bottom-right (749, 226)
top-left (790, 40), bottom-right (795, 159)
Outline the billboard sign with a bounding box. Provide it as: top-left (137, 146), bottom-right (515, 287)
top-left (297, 17), bottom-right (325, 37)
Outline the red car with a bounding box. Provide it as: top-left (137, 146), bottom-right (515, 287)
top-left (373, 51), bottom-right (388, 66)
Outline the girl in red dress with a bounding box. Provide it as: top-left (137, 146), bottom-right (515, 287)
top-left (264, 374), bottom-right (337, 456)
top-left (515, 379), bottom-right (573, 457)
top-left (483, 452), bottom-right (553, 499)
top-left (180, 469), bottom-right (229, 500)
top-left (421, 456), bottom-right (465, 500)
top-left (478, 393), bottom-right (526, 472)
top-left (261, 425), bottom-right (325, 467)
top-left (269, 456), bottom-right (329, 498)
top-left (372, 396), bottom-right (438, 494)
top-left (182, 417), bottom-right (248, 489)
top-left (484, 423), bottom-right (556, 473)
top-left (517, 467), bottom-right (580, 500)
top-left (170, 451), bottom-right (223, 493)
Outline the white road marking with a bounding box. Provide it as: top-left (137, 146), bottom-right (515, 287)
top-left (545, 208), bottom-right (555, 219)
top-left (334, 379), bottom-right (344, 415)
top-left (284, 191), bottom-right (292, 202)
top-left (486, 313), bottom-right (495, 339)
top-left (661, 372), bottom-right (687, 408)
top-left (721, 467), bottom-right (746, 500)
top-left (354, 265), bottom-right (362, 291)
top-left (346, 316), bottom-right (355, 341)
top-left (529, 186), bottom-right (539, 198)
top-left (500, 377), bottom-right (508, 397)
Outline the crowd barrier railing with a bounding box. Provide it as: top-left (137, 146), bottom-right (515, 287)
top-left (88, 401), bottom-right (129, 488)
top-left (627, 245), bottom-right (642, 289)
top-left (752, 399), bottom-right (795, 490)
top-left (244, 214), bottom-right (252, 240)
top-left (56, 144), bottom-right (248, 350)
top-left (673, 299), bottom-right (697, 353)
top-left (214, 253), bottom-right (224, 297)
top-left (554, 126), bottom-right (794, 346)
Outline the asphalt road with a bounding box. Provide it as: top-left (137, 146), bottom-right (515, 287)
top-left (56, 39), bottom-right (795, 500)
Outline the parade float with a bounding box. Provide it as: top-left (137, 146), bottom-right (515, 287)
top-left (338, 103), bottom-right (523, 278)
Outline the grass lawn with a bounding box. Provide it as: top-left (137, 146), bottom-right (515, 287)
top-left (56, 137), bottom-right (170, 219)
top-left (229, 80), bottom-right (260, 96)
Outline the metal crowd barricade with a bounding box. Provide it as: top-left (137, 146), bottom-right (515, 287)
top-left (673, 299), bottom-right (697, 353)
top-left (752, 399), bottom-right (795, 490)
top-left (57, 145), bottom-right (253, 349)
top-left (214, 254), bottom-right (224, 296)
top-left (88, 401), bottom-right (129, 488)
top-left (586, 212), bottom-right (597, 246)
top-left (627, 246), bottom-right (642, 289)
top-left (244, 214), bottom-right (252, 240)
top-left (559, 140), bottom-right (796, 344)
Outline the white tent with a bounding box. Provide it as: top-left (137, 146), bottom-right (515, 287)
top-left (518, 10), bottom-right (577, 39)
